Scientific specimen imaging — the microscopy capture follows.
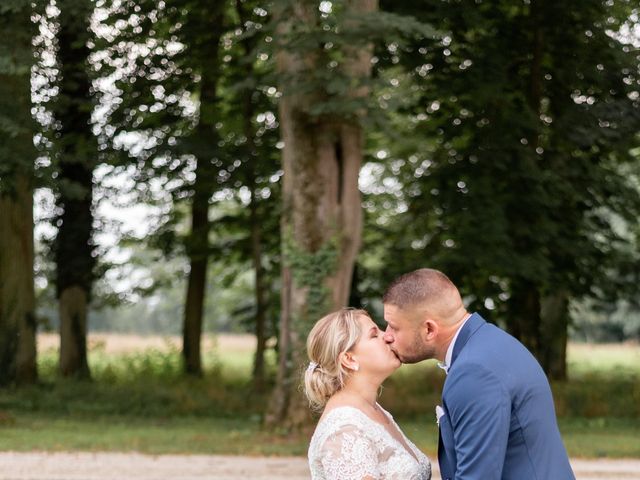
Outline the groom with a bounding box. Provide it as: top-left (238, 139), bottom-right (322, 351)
top-left (382, 268), bottom-right (575, 480)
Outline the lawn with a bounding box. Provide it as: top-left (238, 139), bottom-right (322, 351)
top-left (0, 334), bottom-right (638, 458)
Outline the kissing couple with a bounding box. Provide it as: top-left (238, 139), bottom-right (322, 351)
top-left (305, 268), bottom-right (576, 480)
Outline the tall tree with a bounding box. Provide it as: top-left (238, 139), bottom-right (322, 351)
top-left (53, 0), bottom-right (97, 378)
top-left (0, 0), bottom-right (38, 385)
top-left (179, 0), bottom-right (228, 376)
top-left (95, 0), bottom-right (201, 371)
top-left (227, 0), bottom-right (282, 391)
top-left (266, 0), bottom-right (378, 427)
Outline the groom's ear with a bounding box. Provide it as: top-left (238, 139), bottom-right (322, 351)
top-left (423, 318), bottom-right (438, 340)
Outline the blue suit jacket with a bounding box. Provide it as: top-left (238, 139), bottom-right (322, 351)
top-left (437, 313), bottom-right (575, 480)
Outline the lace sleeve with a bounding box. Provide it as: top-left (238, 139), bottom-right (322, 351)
top-left (318, 423), bottom-right (380, 480)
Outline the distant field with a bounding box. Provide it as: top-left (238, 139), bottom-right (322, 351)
top-left (38, 332), bottom-right (640, 359)
top-left (38, 333), bottom-right (221, 354)
top-left (566, 342), bottom-right (640, 376)
top-left (37, 332), bottom-right (263, 355)
top-left (38, 332), bottom-right (640, 377)
top-left (37, 332), bottom-right (271, 374)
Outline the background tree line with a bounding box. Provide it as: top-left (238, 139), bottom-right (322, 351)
top-left (0, 0), bottom-right (638, 426)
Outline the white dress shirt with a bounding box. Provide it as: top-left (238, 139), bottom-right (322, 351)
top-left (438, 312), bottom-right (472, 374)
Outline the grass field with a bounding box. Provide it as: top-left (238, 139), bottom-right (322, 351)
top-left (0, 333), bottom-right (637, 458)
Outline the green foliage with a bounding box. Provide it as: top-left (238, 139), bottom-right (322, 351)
top-left (0, 0), bottom-right (36, 194)
top-left (357, 0), bottom-right (640, 352)
top-left (572, 299), bottom-right (640, 342)
top-left (271, 0), bottom-right (439, 121)
top-left (93, 0), bottom-right (283, 333)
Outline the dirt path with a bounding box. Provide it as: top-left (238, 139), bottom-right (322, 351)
top-left (1, 452), bottom-right (639, 480)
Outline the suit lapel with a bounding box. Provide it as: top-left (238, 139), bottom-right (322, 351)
top-left (439, 313), bottom-right (486, 478)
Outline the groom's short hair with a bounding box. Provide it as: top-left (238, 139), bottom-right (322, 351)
top-left (383, 268), bottom-right (461, 319)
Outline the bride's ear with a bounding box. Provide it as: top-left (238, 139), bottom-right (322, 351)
top-left (340, 352), bottom-right (359, 372)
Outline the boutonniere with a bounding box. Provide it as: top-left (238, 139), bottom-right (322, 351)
top-left (435, 405), bottom-right (445, 427)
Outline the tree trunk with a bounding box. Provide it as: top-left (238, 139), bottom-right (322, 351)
top-left (0, 0), bottom-right (38, 385)
top-left (55, 0), bottom-right (96, 379)
top-left (234, 0), bottom-right (270, 390)
top-left (348, 263), bottom-right (362, 309)
top-left (0, 176), bottom-right (37, 385)
top-left (181, 2), bottom-right (225, 376)
top-left (266, 0), bottom-right (377, 428)
top-left (540, 291), bottom-right (569, 380)
top-left (507, 280), bottom-right (542, 359)
top-left (245, 125), bottom-right (268, 390)
top-left (59, 286), bottom-right (90, 378)
top-left (182, 169), bottom-right (209, 376)
top-left (509, 0), bottom-right (570, 378)
top-left (250, 182), bottom-right (268, 391)
top-left (14, 175), bottom-right (38, 384)
top-left (504, 0), bottom-right (549, 368)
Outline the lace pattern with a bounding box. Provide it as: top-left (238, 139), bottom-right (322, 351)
top-left (308, 406), bottom-right (431, 480)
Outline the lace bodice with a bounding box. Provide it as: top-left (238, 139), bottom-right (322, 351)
top-left (308, 405), bottom-right (431, 480)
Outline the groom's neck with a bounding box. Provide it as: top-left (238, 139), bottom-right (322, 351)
top-left (435, 312), bottom-right (471, 362)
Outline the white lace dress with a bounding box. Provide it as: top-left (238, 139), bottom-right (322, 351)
top-left (308, 405), bottom-right (431, 480)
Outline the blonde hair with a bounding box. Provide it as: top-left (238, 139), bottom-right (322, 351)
top-left (303, 308), bottom-right (368, 411)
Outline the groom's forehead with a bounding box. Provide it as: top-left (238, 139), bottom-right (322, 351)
top-left (382, 303), bottom-right (394, 320)
top-left (383, 304), bottom-right (406, 322)
top-left (384, 304), bottom-right (423, 323)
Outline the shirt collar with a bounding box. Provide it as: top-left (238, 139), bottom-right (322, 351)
top-left (438, 312), bottom-right (472, 374)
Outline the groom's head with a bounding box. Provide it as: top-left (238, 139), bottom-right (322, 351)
top-left (382, 268), bottom-right (467, 364)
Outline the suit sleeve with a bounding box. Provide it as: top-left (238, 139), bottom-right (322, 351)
top-left (445, 363), bottom-right (510, 479)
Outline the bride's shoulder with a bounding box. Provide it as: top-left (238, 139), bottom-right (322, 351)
top-left (319, 404), bottom-right (367, 426)
top-left (313, 402), bottom-right (371, 438)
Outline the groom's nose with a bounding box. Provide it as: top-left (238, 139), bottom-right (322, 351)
top-left (383, 330), bottom-right (394, 343)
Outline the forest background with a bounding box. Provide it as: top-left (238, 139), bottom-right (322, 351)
top-left (1, 0), bottom-right (639, 459)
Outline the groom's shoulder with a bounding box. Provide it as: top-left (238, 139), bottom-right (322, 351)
top-left (463, 317), bottom-right (539, 365)
top-left (471, 315), bottom-right (524, 346)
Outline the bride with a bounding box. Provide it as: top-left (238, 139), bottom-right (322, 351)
top-left (304, 308), bottom-right (431, 480)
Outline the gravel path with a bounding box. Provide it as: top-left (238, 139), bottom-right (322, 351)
top-left (1, 452), bottom-right (639, 480)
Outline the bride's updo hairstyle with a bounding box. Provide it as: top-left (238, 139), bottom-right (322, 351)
top-left (304, 308), bottom-right (369, 411)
